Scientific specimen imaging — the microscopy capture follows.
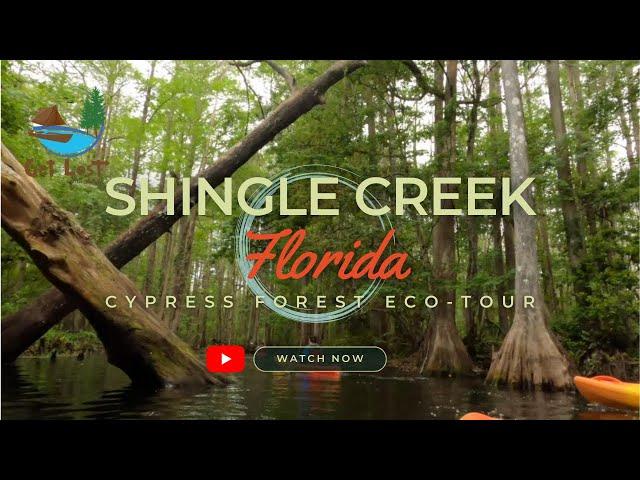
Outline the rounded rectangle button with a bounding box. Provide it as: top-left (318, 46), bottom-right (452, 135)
top-left (253, 346), bottom-right (387, 372)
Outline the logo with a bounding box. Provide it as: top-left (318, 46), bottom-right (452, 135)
top-left (235, 165), bottom-right (397, 324)
top-left (206, 345), bottom-right (246, 373)
top-left (29, 88), bottom-right (105, 157)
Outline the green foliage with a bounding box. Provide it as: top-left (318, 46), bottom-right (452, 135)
top-left (25, 328), bottom-right (102, 356)
top-left (1, 61), bottom-right (32, 134)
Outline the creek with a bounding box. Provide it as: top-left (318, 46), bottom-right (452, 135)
top-left (2, 353), bottom-right (637, 420)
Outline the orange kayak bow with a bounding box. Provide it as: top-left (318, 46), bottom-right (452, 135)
top-left (574, 375), bottom-right (640, 411)
top-left (460, 412), bottom-right (500, 420)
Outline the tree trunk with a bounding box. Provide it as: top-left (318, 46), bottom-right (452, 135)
top-left (546, 60), bottom-right (586, 274)
top-left (165, 134), bottom-right (205, 333)
top-left (503, 216), bottom-right (515, 292)
top-left (491, 215), bottom-right (509, 333)
top-left (619, 108), bottom-right (635, 167)
top-left (611, 62), bottom-right (636, 168)
top-left (1, 60), bottom-right (367, 363)
top-left (420, 60), bottom-right (474, 376)
top-left (486, 60), bottom-right (572, 391)
top-left (144, 115), bottom-right (173, 296)
top-left (463, 61), bottom-right (482, 353)
top-left (95, 75), bottom-right (115, 161)
top-left (253, 302), bottom-right (261, 345)
top-left (215, 261), bottom-right (227, 344)
top-left (142, 171), bottom-right (165, 295)
top-left (129, 60), bottom-right (156, 197)
top-left (1, 145), bottom-right (226, 388)
top-left (537, 206), bottom-right (558, 312)
top-left (464, 222), bottom-right (479, 350)
top-left (627, 64), bottom-right (640, 163)
top-left (158, 228), bottom-right (175, 319)
top-left (565, 61), bottom-right (589, 181)
top-left (365, 87), bottom-right (377, 169)
top-left (546, 60), bottom-right (589, 316)
top-left (565, 60), bottom-right (597, 235)
top-left (488, 63), bottom-right (510, 333)
top-left (165, 212), bottom-right (198, 332)
top-left (526, 65), bottom-right (558, 312)
top-left (197, 263), bottom-right (212, 349)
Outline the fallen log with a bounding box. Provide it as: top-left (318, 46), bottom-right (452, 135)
top-left (2, 60), bottom-right (367, 363)
top-left (1, 145), bottom-right (228, 388)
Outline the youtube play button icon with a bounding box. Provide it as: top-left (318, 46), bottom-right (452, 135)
top-left (206, 345), bottom-right (245, 373)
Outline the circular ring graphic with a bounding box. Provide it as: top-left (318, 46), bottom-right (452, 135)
top-left (235, 165), bottom-right (394, 324)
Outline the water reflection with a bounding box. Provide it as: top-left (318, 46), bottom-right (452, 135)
top-left (575, 411), bottom-right (638, 420)
top-left (2, 354), bottom-right (638, 420)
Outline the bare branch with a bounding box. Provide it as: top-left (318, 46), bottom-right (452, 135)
top-left (233, 64), bottom-right (266, 128)
top-left (228, 60), bottom-right (259, 68)
top-left (459, 97), bottom-right (502, 107)
top-left (264, 60), bottom-right (297, 92)
top-left (229, 60), bottom-right (297, 93)
top-left (400, 60), bottom-right (445, 99)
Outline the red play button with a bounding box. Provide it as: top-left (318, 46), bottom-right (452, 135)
top-left (206, 345), bottom-right (245, 373)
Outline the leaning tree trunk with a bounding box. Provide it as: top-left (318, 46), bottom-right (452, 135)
top-left (1, 60), bottom-right (367, 363)
top-left (420, 60), bottom-right (474, 376)
top-left (1, 145), bottom-right (228, 388)
top-left (486, 60), bottom-right (572, 391)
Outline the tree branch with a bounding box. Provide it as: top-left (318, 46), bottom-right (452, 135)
top-left (229, 60), bottom-right (259, 68)
top-left (233, 64), bottom-right (266, 124)
top-left (399, 60), bottom-right (501, 107)
top-left (459, 97), bottom-right (502, 107)
top-left (264, 60), bottom-right (297, 92)
top-left (400, 60), bottom-right (445, 99)
top-left (229, 60), bottom-right (297, 93)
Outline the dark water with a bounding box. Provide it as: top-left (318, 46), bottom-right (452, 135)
top-left (2, 354), bottom-right (637, 420)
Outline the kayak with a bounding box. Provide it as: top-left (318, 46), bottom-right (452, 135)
top-left (460, 412), bottom-right (500, 420)
top-left (574, 375), bottom-right (640, 410)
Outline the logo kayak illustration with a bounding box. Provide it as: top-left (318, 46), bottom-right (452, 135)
top-left (29, 88), bottom-right (105, 157)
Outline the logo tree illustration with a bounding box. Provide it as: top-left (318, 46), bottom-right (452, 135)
top-left (80, 88), bottom-right (106, 136)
